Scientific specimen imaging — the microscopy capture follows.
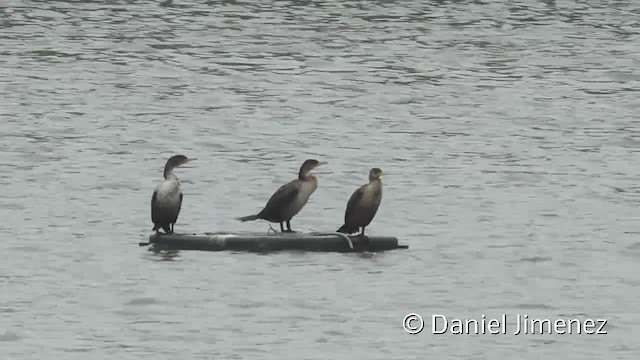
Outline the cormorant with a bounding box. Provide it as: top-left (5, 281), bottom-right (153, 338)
top-left (337, 167), bottom-right (383, 237)
top-left (151, 155), bottom-right (195, 234)
top-left (237, 159), bottom-right (328, 233)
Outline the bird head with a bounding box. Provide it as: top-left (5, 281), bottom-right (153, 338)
top-left (299, 159), bottom-right (328, 178)
top-left (164, 155), bottom-right (195, 178)
top-left (369, 167), bottom-right (383, 181)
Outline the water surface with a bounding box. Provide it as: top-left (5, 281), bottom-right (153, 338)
top-left (1, 0), bottom-right (639, 358)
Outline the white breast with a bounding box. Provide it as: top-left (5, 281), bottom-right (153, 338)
top-left (155, 180), bottom-right (181, 207)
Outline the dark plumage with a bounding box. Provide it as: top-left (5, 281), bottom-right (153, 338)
top-left (237, 159), bottom-right (328, 232)
top-left (337, 168), bottom-right (383, 237)
top-left (151, 155), bottom-right (194, 234)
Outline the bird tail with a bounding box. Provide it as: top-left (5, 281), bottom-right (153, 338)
top-left (237, 214), bottom-right (260, 222)
top-left (337, 224), bottom-right (357, 234)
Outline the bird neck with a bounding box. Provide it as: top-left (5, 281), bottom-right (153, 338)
top-left (299, 172), bottom-right (312, 181)
top-left (164, 167), bottom-right (178, 181)
top-left (368, 178), bottom-right (382, 196)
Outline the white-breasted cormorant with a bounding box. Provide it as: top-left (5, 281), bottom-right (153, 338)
top-left (237, 159), bottom-right (328, 232)
top-left (336, 167), bottom-right (383, 237)
top-left (151, 155), bottom-right (195, 234)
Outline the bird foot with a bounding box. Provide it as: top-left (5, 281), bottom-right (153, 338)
top-left (283, 229), bottom-right (297, 233)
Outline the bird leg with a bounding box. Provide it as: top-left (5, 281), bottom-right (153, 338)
top-left (279, 222), bottom-right (285, 233)
top-left (358, 227), bottom-right (369, 245)
top-left (283, 220), bottom-right (296, 233)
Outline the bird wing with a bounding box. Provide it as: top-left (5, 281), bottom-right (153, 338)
top-left (175, 191), bottom-right (183, 222)
top-left (344, 185), bottom-right (365, 223)
top-left (151, 189), bottom-right (159, 223)
top-left (263, 180), bottom-right (300, 214)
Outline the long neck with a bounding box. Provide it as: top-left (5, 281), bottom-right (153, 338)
top-left (299, 168), bottom-right (318, 182)
top-left (164, 165), bottom-right (178, 181)
top-left (368, 177), bottom-right (382, 194)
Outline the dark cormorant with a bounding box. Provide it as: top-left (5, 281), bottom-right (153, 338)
top-left (237, 159), bottom-right (328, 232)
top-left (151, 155), bottom-right (195, 234)
top-left (337, 167), bottom-right (383, 237)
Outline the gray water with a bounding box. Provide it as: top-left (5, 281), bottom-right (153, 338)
top-left (1, 0), bottom-right (639, 358)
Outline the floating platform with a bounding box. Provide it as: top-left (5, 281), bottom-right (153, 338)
top-left (140, 231), bottom-right (408, 253)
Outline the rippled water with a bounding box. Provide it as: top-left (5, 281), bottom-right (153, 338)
top-left (1, 0), bottom-right (639, 358)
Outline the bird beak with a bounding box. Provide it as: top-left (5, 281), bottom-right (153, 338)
top-left (315, 161), bottom-right (328, 167)
top-left (379, 171), bottom-right (384, 176)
